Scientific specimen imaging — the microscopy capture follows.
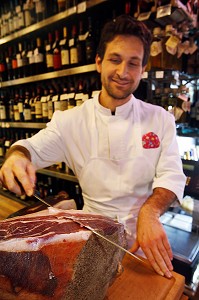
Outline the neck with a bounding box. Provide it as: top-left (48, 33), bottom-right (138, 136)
top-left (98, 90), bottom-right (131, 113)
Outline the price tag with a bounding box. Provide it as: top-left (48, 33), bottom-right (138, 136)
top-left (77, 1), bottom-right (87, 14)
top-left (138, 11), bottom-right (151, 21)
top-left (156, 4), bottom-right (171, 19)
top-left (155, 71), bottom-right (164, 79)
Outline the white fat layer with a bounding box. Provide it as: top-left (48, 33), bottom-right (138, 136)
top-left (0, 231), bottom-right (91, 252)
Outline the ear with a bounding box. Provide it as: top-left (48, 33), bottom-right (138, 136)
top-left (95, 54), bottom-right (102, 73)
top-left (141, 64), bottom-right (146, 74)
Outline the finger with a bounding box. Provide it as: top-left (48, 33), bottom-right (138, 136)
top-left (143, 247), bottom-right (165, 277)
top-left (26, 164), bottom-right (36, 196)
top-left (162, 237), bottom-right (173, 261)
top-left (149, 244), bottom-right (173, 279)
top-left (1, 169), bottom-right (24, 195)
top-left (13, 168), bottom-right (34, 197)
top-left (129, 239), bottom-right (140, 253)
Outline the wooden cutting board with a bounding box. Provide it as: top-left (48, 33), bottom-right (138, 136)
top-left (107, 254), bottom-right (185, 300)
top-left (0, 194), bottom-right (25, 220)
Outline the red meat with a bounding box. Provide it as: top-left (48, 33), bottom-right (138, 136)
top-left (0, 208), bottom-right (126, 300)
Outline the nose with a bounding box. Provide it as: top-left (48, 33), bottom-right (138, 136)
top-left (116, 62), bottom-right (128, 78)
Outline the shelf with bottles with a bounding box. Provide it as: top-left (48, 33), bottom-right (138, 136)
top-left (0, 64), bottom-right (96, 88)
top-left (0, 0), bottom-right (108, 44)
top-left (0, 0), bottom-right (108, 83)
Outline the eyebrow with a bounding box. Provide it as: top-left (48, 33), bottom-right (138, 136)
top-left (108, 53), bottom-right (142, 61)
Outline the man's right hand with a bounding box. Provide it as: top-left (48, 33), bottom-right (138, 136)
top-left (0, 146), bottom-right (36, 197)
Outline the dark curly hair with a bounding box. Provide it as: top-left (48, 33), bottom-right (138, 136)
top-left (97, 15), bottom-right (152, 67)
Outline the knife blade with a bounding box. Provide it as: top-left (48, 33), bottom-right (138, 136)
top-left (33, 192), bottom-right (149, 267)
top-left (84, 225), bottom-right (150, 267)
top-left (33, 191), bottom-right (52, 207)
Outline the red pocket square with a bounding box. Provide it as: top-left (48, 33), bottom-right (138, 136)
top-left (142, 132), bottom-right (160, 149)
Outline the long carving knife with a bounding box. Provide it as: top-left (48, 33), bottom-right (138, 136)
top-left (33, 192), bottom-right (150, 267)
top-left (84, 225), bottom-right (150, 267)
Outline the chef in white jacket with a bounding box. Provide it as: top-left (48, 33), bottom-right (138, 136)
top-left (0, 15), bottom-right (186, 279)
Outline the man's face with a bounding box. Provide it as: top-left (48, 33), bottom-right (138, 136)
top-left (96, 35), bottom-right (146, 103)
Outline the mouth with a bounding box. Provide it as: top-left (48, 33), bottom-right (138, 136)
top-left (112, 79), bottom-right (130, 87)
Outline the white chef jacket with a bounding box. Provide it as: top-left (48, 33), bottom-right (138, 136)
top-left (14, 94), bottom-right (186, 247)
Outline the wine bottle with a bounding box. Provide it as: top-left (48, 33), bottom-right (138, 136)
top-left (150, 27), bottom-right (163, 70)
top-left (5, 47), bottom-right (13, 80)
top-left (53, 85), bottom-right (62, 112)
top-left (34, 37), bottom-right (46, 75)
top-left (85, 17), bottom-right (96, 64)
top-left (23, 90), bottom-right (32, 122)
top-left (34, 0), bottom-right (46, 22)
top-left (41, 86), bottom-right (49, 123)
top-left (57, 0), bottom-right (66, 12)
top-left (12, 45), bottom-right (18, 80)
top-left (16, 42), bottom-right (23, 78)
top-left (30, 88), bottom-right (36, 122)
top-left (22, 40), bottom-right (29, 78)
top-left (18, 89), bottom-right (24, 122)
top-left (53, 30), bottom-right (62, 71)
top-left (46, 32), bottom-right (54, 72)
top-left (60, 27), bottom-right (70, 69)
top-left (47, 85), bottom-right (55, 121)
top-left (0, 51), bottom-right (7, 82)
top-left (8, 90), bottom-right (15, 122)
top-left (69, 25), bottom-right (78, 65)
top-left (0, 91), bottom-right (8, 121)
top-left (13, 90), bottom-right (20, 122)
top-left (60, 83), bottom-right (69, 111)
top-left (35, 86), bottom-right (43, 122)
top-left (28, 39), bottom-right (36, 76)
top-left (16, 0), bottom-right (25, 30)
top-left (77, 20), bottom-right (86, 66)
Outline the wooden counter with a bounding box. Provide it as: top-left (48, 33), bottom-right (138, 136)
top-left (0, 194), bottom-right (25, 220)
top-left (107, 254), bottom-right (186, 300)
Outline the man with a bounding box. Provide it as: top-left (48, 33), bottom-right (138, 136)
top-left (0, 15), bottom-right (186, 279)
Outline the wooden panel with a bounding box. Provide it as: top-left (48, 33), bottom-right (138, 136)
top-left (0, 195), bottom-right (25, 220)
top-left (107, 254), bottom-right (185, 300)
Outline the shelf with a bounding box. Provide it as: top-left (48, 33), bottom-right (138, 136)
top-left (0, 122), bottom-right (46, 129)
top-left (0, 157), bottom-right (78, 183)
top-left (37, 167), bottom-right (78, 183)
top-left (0, 0), bottom-right (108, 45)
top-left (0, 64), bottom-right (97, 88)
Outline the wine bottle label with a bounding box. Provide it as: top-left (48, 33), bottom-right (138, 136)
top-left (61, 50), bottom-right (69, 65)
top-left (35, 2), bottom-right (45, 14)
top-left (18, 102), bottom-right (24, 113)
top-left (60, 100), bottom-right (68, 111)
top-left (14, 105), bottom-right (20, 121)
top-left (54, 101), bottom-right (61, 111)
top-left (42, 103), bottom-right (48, 118)
top-left (0, 106), bottom-right (6, 120)
top-left (24, 10), bottom-right (32, 27)
top-left (35, 53), bottom-right (44, 63)
top-left (18, 11), bottom-right (25, 28)
top-left (35, 102), bottom-right (42, 115)
top-left (0, 64), bottom-right (6, 72)
top-left (12, 59), bottom-right (18, 69)
top-left (48, 101), bottom-right (53, 119)
top-left (150, 41), bottom-right (162, 56)
top-left (24, 109), bottom-right (32, 121)
top-left (70, 48), bottom-right (78, 64)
